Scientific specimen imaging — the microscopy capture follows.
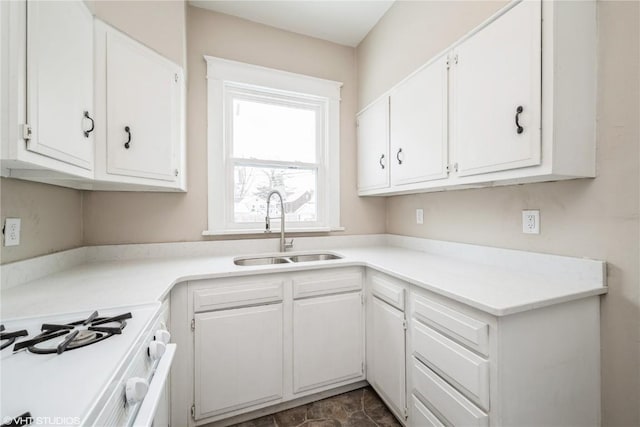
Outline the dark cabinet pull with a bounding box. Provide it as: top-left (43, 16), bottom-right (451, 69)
top-left (124, 126), bottom-right (131, 149)
top-left (379, 154), bottom-right (385, 169)
top-left (515, 106), bottom-right (524, 134)
top-left (396, 148), bottom-right (403, 165)
top-left (83, 111), bottom-right (94, 137)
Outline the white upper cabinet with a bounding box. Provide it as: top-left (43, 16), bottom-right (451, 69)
top-left (94, 21), bottom-right (185, 190)
top-left (357, 96), bottom-right (390, 192)
top-left (1, 4), bottom-right (186, 191)
top-left (26, 0), bottom-right (94, 171)
top-left (357, 0), bottom-right (596, 196)
top-left (453, 0), bottom-right (541, 177)
top-left (1, 0), bottom-right (95, 180)
top-left (390, 55), bottom-right (448, 185)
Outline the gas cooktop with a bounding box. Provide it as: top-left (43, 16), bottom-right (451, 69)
top-left (0, 303), bottom-right (161, 426)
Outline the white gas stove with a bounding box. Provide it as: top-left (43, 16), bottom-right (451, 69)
top-left (0, 302), bottom-right (175, 427)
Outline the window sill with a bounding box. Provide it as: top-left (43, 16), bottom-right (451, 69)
top-left (202, 226), bottom-right (345, 236)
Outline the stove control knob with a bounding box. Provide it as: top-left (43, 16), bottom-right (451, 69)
top-left (148, 340), bottom-right (166, 361)
top-left (154, 329), bottom-right (171, 344)
top-left (125, 377), bottom-right (149, 405)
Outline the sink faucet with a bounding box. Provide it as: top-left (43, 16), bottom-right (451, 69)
top-left (265, 190), bottom-right (294, 252)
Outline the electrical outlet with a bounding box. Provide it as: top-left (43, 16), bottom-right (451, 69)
top-left (3, 218), bottom-right (21, 246)
top-left (416, 209), bottom-right (424, 225)
top-left (522, 210), bottom-right (540, 234)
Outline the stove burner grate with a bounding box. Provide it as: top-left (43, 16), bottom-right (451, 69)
top-left (12, 311), bottom-right (132, 354)
top-left (0, 325), bottom-right (29, 351)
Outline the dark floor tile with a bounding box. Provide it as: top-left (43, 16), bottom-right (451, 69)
top-left (307, 399), bottom-right (349, 421)
top-left (234, 414), bottom-right (277, 427)
top-left (343, 411), bottom-right (378, 427)
top-left (231, 387), bottom-right (399, 427)
top-left (274, 405), bottom-right (308, 426)
top-left (362, 388), bottom-right (385, 412)
top-left (299, 420), bottom-right (341, 427)
top-left (332, 389), bottom-right (365, 414)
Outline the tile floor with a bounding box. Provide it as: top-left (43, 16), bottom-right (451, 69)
top-left (231, 387), bottom-right (402, 427)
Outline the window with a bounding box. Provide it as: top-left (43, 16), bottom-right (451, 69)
top-left (204, 56), bottom-right (342, 234)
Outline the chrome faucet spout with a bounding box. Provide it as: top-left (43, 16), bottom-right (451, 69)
top-left (265, 190), bottom-right (293, 252)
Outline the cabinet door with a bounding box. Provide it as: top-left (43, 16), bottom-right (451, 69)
top-left (357, 97), bottom-right (389, 191)
top-left (390, 56), bottom-right (448, 186)
top-left (370, 297), bottom-right (406, 420)
top-left (26, 0), bottom-right (94, 170)
top-left (293, 292), bottom-right (364, 393)
top-left (105, 28), bottom-right (182, 182)
top-left (194, 304), bottom-right (283, 419)
top-left (453, 0), bottom-right (541, 176)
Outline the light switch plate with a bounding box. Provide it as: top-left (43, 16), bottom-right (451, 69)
top-left (416, 209), bottom-right (424, 225)
top-left (4, 218), bottom-right (21, 246)
top-left (522, 210), bottom-right (540, 234)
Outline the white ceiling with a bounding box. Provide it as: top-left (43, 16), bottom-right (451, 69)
top-left (188, 0), bottom-right (395, 47)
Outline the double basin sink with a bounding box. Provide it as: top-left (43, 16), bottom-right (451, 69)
top-left (234, 252), bottom-right (342, 266)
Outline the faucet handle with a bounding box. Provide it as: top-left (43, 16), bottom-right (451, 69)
top-left (265, 216), bottom-right (270, 232)
top-left (285, 238), bottom-right (294, 249)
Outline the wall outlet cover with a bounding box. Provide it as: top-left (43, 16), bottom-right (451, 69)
top-left (522, 210), bottom-right (540, 234)
top-left (4, 218), bottom-right (21, 246)
top-left (416, 209), bottom-right (424, 225)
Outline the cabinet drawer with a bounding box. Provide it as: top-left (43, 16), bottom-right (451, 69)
top-left (371, 274), bottom-right (405, 311)
top-left (412, 294), bottom-right (489, 355)
top-left (293, 268), bottom-right (362, 299)
top-left (412, 358), bottom-right (488, 427)
top-left (412, 322), bottom-right (489, 410)
top-left (411, 394), bottom-right (445, 427)
top-left (193, 280), bottom-right (284, 312)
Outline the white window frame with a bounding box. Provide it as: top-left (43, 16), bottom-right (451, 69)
top-left (203, 56), bottom-right (343, 235)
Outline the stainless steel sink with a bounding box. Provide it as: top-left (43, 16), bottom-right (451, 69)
top-left (233, 252), bottom-right (342, 266)
top-left (288, 253), bottom-right (342, 263)
top-left (233, 256), bottom-right (291, 266)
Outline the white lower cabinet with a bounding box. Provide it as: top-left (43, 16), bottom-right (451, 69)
top-left (407, 289), bottom-right (601, 427)
top-left (179, 268), bottom-right (365, 425)
top-left (293, 292), bottom-right (364, 393)
top-left (194, 304), bottom-right (284, 419)
top-left (367, 272), bottom-right (407, 421)
top-left (171, 267), bottom-right (600, 427)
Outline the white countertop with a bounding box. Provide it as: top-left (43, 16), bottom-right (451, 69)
top-left (0, 236), bottom-right (607, 318)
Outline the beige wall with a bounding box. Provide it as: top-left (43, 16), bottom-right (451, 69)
top-left (0, 179), bottom-right (83, 264)
top-left (0, 0), bottom-right (189, 264)
top-left (357, 1), bottom-right (640, 426)
top-left (82, 5), bottom-right (386, 245)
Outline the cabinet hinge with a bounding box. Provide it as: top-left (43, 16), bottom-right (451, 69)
top-left (446, 58), bottom-right (450, 69)
top-left (403, 407), bottom-right (408, 420)
top-left (402, 319), bottom-right (407, 330)
top-left (191, 318), bottom-right (195, 331)
top-left (454, 54), bottom-right (459, 65)
top-left (22, 124), bottom-right (32, 140)
top-left (361, 293), bottom-right (365, 305)
top-left (191, 404), bottom-right (196, 419)
top-left (446, 163), bottom-right (459, 174)
top-left (174, 169), bottom-right (179, 177)
top-left (174, 73), bottom-right (179, 83)
top-left (361, 361), bottom-right (365, 374)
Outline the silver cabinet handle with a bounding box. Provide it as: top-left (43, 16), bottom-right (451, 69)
top-left (397, 148), bottom-right (403, 165)
top-left (379, 154), bottom-right (385, 169)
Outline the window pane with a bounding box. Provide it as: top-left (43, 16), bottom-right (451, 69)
top-left (233, 166), bottom-right (317, 223)
top-left (232, 98), bottom-right (317, 163)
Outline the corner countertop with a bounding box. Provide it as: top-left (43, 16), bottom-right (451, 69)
top-left (0, 237), bottom-right (607, 319)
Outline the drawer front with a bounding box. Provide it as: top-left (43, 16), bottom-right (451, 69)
top-left (412, 358), bottom-right (488, 427)
top-left (412, 322), bottom-right (489, 410)
top-left (411, 394), bottom-right (445, 427)
top-left (371, 273), bottom-right (405, 311)
top-left (293, 268), bottom-right (362, 299)
top-left (412, 294), bottom-right (489, 356)
top-left (193, 280), bottom-right (284, 312)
